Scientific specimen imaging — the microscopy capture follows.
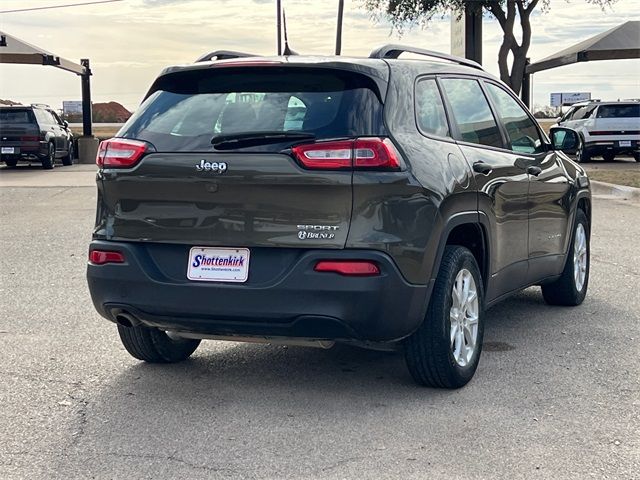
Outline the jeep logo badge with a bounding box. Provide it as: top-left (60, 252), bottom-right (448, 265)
top-left (196, 160), bottom-right (228, 174)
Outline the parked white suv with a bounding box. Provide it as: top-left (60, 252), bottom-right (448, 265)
top-left (557, 100), bottom-right (639, 163)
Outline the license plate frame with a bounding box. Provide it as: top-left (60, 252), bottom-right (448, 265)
top-left (1, 147), bottom-right (15, 154)
top-left (619, 140), bottom-right (631, 147)
top-left (187, 247), bottom-right (250, 283)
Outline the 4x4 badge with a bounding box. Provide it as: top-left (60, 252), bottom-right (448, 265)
top-left (196, 160), bottom-right (227, 173)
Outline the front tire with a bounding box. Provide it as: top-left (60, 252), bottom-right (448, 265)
top-left (634, 152), bottom-right (639, 162)
top-left (61, 141), bottom-right (74, 166)
top-left (4, 159), bottom-right (18, 167)
top-left (541, 209), bottom-right (589, 306)
top-left (576, 144), bottom-right (590, 163)
top-left (602, 152), bottom-right (615, 162)
top-left (41, 143), bottom-right (55, 169)
top-left (117, 324), bottom-right (200, 363)
top-left (404, 246), bottom-right (485, 389)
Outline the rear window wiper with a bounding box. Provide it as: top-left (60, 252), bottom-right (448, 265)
top-left (211, 131), bottom-right (315, 150)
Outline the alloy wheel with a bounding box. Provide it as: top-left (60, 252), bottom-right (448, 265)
top-left (573, 223), bottom-right (588, 292)
top-left (449, 268), bottom-right (479, 367)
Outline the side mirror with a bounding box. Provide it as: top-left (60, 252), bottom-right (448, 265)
top-left (549, 127), bottom-right (580, 154)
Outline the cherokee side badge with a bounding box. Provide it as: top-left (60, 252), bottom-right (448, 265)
top-left (196, 159), bottom-right (228, 174)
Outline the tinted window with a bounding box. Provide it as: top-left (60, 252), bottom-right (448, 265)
top-left (485, 83), bottom-right (544, 154)
top-left (0, 109), bottom-right (35, 124)
top-left (50, 111), bottom-right (64, 125)
top-left (440, 78), bottom-right (502, 148)
top-left (120, 68), bottom-right (384, 152)
top-left (596, 104), bottom-right (640, 118)
top-left (415, 78), bottom-right (449, 137)
top-left (560, 107), bottom-right (578, 122)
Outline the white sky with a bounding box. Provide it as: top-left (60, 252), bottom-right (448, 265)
top-left (0, 0), bottom-right (638, 112)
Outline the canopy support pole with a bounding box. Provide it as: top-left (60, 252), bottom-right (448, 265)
top-left (80, 58), bottom-right (92, 137)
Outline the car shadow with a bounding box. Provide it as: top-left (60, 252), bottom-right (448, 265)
top-left (91, 287), bottom-right (580, 401)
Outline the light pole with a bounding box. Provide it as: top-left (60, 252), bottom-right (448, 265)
top-left (335, 0), bottom-right (344, 55)
top-left (276, 0), bottom-right (282, 55)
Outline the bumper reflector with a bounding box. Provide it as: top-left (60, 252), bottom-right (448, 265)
top-left (314, 260), bottom-right (380, 276)
top-left (89, 250), bottom-right (125, 265)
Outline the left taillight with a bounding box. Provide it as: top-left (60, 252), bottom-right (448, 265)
top-left (292, 137), bottom-right (402, 171)
top-left (89, 250), bottom-right (125, 265)
top-left (96, 138), bottom-right (152, 168)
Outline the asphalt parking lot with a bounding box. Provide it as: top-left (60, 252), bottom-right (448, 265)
top-left (0, 165), bottom-right (639, 479)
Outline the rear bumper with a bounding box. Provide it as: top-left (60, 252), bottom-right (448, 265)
top-left (584, 139), bottom-right (639, 156)
top-left (0, 141), bottom-right (48, 160)
top-left (86, 240), bottom-right (432, 342)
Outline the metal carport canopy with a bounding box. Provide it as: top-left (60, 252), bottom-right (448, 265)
top-left (526, 20), bottom-right (640, 74)
top-left (0, 30), bottom-right (93, 136)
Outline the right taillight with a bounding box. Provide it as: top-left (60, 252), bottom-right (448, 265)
top-left (292, 137), bottom-right (401, 171)
top-left (89, 249), bottom-right (125, 265)
top-left (96, 138), bottom-right (152, 168)
top-left (314, 260), bottom-right (380, 276)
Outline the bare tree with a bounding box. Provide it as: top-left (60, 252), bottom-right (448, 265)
top-left (363, 0), bottom-right (617, 94)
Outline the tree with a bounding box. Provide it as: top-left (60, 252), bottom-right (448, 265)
top-left (363, 0), bottom-right (616, 94)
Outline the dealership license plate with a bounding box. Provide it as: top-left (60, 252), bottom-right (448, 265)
top-left (1, 147), bottom-right (15, 154)
top-left (619, 140), bottom-right (631, 147)
top-left (187, 247), bottom-right (250, 282)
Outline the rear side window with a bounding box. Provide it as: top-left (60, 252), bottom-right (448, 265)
top-left (119, 68), bottom-right (384, 151)
top-left (485, 83), bottom-right (544, 155)
top-left (572, 105), bottom-right (597, 120)
top-left (415, 78), bottom-right (449, 137)
top-left (440, 78), bottom-right (502, 148)
top-left (33, 109), bottom-right (52, 125)
top-left (596, 104), bottom-right (640, 118)
top-left (0, 109), bottom-right (35, 124)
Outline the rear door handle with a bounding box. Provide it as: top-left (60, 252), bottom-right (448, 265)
top-left (472, 161), bottom-right (492, 175)
top-left (527, 166), bottom-right (542, 176)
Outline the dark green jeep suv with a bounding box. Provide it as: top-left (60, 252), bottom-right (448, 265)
top-left (87, 46), bottom-right (591, 388)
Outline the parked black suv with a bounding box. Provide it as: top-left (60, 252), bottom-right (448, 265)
top-left (0, 104), bottom-right (74, 169)
top-left (87, 46), bottom-right (591, 388)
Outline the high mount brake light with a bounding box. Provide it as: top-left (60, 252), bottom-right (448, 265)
top-left (292, 138), bottom-right (401, 171)
top-left (314, 260), bottom-right (380, 276)
top-left (96, 138), bottom-right (151, 168)
top-left (211, 60), bottom-right (283, 68)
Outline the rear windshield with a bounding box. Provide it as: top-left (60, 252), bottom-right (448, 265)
top-left (118, 68), bottom-right (385, 151)
top-left (0, 109), bottom-right (35, 124)
top-left (596, 104), bottom-right (640, 118)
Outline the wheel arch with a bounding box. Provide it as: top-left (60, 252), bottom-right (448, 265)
top-left (431, 212), bottom-right (491, 293)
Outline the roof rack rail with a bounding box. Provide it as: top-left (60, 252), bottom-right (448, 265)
top-left (30, 103), bottom-right (50, 108)
top-left (195, 50), bottom-right (258, 63)
top-left (369, 44), bottom-right (484, 71)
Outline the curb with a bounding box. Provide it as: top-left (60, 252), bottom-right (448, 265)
top-left (590, 180), bottom-right (640, 202)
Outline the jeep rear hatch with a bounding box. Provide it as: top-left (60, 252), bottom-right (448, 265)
top-left (96, 65), bottom-right (388, 249)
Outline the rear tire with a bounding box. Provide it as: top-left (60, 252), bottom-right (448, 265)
top-left (117, 324), bottom-right (201, 363)
top-left (541, 209), bottom-right (589, 306)
top-left (41, 143), bottom-right (55, 169)
top-left (602, 152), bottom-right (615, 162)
top-left (634, 152), bottom-right (639, 162)
top-left (404, 246), bottom-right (484, 389)
top-left (4, 159), bottom-right (18, 167)
top-left (61, 141), bottom-right (74, 166)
